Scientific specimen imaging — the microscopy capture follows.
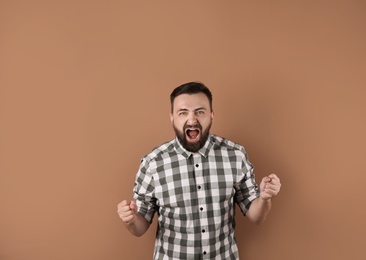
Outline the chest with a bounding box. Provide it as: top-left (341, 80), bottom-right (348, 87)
top-left (152, 153), bottom-right (241, 207)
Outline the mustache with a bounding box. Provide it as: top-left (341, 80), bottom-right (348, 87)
top-left (184, 123), bottom-right (202, 131)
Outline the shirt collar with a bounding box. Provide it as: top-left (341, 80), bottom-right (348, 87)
top-left (174, 135), bottom-right (213, 159)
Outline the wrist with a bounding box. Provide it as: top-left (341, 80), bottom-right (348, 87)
top-left (259, 196), bottom-right (272, 204)
top-left (123, 216), bottom-right (137, 225)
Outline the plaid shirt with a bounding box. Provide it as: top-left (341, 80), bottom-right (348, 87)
top-left (133, 134), bottom-right (260, 260)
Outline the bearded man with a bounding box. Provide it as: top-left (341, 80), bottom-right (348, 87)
top-left (117, 82), bottom-right (281, 260)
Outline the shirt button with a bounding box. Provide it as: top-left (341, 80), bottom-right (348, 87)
top-left (202, 229), bottom-right (205, 233)
top-left (203, 251), bottom-right (207, 255)
top-left (198, 185), bottom-right (201, 189)
top-left (195, 164), bottom-right (199, 168)
top-left (200, 207), bottom-right (203, 211)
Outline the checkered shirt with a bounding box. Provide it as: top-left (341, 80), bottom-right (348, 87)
top-left (133, 134), bottom-right (260, 260)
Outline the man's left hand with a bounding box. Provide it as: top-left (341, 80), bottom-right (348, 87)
top-left (259, 173), bottom-right (281, 201)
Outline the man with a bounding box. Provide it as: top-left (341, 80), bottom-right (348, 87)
top-left (117, 82), bottom-right (281, 259)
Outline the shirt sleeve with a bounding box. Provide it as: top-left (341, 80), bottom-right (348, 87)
top-left (132, 157), bottom-right (158, 223)
top-left (234, 149), bottom-right (260, 215)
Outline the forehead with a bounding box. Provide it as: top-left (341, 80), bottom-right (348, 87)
top-left (172, 93), bottom-right (210, 111)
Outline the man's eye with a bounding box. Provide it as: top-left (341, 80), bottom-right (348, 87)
top-left (179, 112), bottom-right (187, 116)
top-left (196, 111), bottom-right (204, 115)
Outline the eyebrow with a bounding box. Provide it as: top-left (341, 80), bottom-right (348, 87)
top-left (177, 107), bottom-right (206, 112)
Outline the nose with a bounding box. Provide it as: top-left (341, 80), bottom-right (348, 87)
top-left (187, 112), bottom-right (198, 125)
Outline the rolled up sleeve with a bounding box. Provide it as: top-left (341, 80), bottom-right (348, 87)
top-left (132, 158), bottom-right (158, 223)
top-left (234, 150), bottom-right (260, 215)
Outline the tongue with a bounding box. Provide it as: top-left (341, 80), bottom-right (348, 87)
top-left (187, 130), bottom-right (199, 139)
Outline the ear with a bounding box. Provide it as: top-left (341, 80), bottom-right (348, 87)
top-left (211, 110), bottom-right (214, 120)
top-left (170, 113), bottom-right (173, 124)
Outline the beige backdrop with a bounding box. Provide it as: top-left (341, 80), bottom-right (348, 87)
top-left (1, 1), bottom-right (365, 260)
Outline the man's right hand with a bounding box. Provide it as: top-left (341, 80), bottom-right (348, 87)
top-left (117, 200), bottom-right (138, 224)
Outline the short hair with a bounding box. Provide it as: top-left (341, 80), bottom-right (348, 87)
top-left (170, 81), bottom-right (213, 112)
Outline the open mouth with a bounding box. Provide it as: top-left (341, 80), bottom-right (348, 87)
top-left (185, 128), bottom-right (201, 142)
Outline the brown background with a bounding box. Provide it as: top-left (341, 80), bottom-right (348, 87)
top-left (1, 1), bottom-right (365, 260)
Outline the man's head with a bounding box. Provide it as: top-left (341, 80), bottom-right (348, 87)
top-left (170, 82), bottom-right (214, 153)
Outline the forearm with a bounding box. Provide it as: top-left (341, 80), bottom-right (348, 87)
top-left (245, 197), bottom-right (272, 225)
top-left (124, 212), bottom-right (150, 237)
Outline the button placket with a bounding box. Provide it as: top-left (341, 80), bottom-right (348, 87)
top-left (193, 154), bottom-right (204, 197)
top-left (193, 154), bottom-right (209, 256)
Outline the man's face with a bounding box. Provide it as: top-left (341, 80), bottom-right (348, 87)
top-left (170, 93), bottom-right (214, 152)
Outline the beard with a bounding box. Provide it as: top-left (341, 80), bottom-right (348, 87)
top-left (173, 121), bottom-right (212, 153)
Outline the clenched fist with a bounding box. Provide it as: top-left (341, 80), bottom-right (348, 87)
top-left (259, 173), bottom-right (281, 201)
top-left (117, 200), bottom-right (138, 224)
